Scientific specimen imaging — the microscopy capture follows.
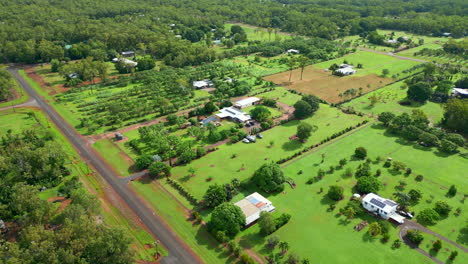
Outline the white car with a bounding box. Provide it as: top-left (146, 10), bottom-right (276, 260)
top-left (242, 138), bottom-right (250, 143)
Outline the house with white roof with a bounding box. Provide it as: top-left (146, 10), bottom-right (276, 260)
top-left (235, 192), bottom-right (275, 226)
top-left (452, 88), bottom-right (468, 98)
top-left (234, 97), bottom-right (260, 109)
top-left (336, 65), bottom-right (357, 76)
top-left (216, 107), bottom-right (251, 123)
top-left (193, 80), bottom-right (214, 89)
top-left (362, 193), bottom-right (404, 224)
top-left (286, 49), bottom-right (300, 54)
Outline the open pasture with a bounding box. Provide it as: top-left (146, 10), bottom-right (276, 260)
top-left (264, 51), bottom-right (422, 103)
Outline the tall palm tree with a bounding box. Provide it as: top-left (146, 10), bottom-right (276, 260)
top-left (279, 241), bottom-right (289, 254)
top-left (288, 57), bottom-right (297, 82)
top-left (298, 55), bottom-right (309, 80)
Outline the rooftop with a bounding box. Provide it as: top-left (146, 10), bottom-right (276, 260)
top-left (235, 192), bottom-right (275, 225)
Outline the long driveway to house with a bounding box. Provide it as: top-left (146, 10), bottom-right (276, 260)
top-left (7, 66), bottom-right (202, 264)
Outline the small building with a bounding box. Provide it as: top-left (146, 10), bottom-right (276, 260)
top-left (193, 80), bottom-right (213, 89)
top-left (200, 115), bottom-right (217, 126)
top-left (235, 192), bottom-right (275, 226)
top-left (115, 132), bottom-right (124, 141)
top-left (386, 39), bottom-right (398, 44)
top-left (152, 155), bottom-right (162, 162)
top-left (339, 64), bottom-right (352, 69)
top-left (213, 39), bottom-right (222, 45)
top-left (234, 97), bottom-right (261, 109)
top-left (286, 49), bottom-right (300, 54)
top-left (121, 51), bottom-right (135, 57)
top-left (442, 32), bottom-right (451, 37)
top-left (216, 107), bottom-right (251, 123)
top-left (452, 88), bottom-right (468, 98)
top-left (68, 73), bottom-right (79, 79)
top-left (336, 67), bottom-right (356, 76)
top-left (175, 35), bottom-right (182, 38)
top-left (362, 193), bottom-right (404, 224)
top-left (116, 58), bottom-right (138, 68)
top-left (169, 23), bottom-right (176, 27)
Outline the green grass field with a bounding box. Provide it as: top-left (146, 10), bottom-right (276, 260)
top-left (171, 104), bottom-right (368, 199)
top-left (225, 23), bottom-right (293, 43)
top-left (419, 232), bottom-right (468, 264)
top-left (312, 50), bottom-right (421, 78)
top-left (258, 86), bottom-right (302, 106)
top-left (342, 80), bottom-right (444, 123)
top-left (229, 124), bottom-right (467, 263)
top-left (0, 107), bottom-right (162, 261)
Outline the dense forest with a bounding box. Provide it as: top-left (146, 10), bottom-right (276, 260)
top-left (0, 0), bottom-right (466, 64)
top-left (0, 128), bottom-right (133, 263)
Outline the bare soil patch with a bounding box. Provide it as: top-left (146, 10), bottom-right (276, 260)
top-left (264, 66), bottom-right (392, 103)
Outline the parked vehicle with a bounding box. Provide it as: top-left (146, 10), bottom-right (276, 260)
top-left (257, 133), bottom-right (263, 139)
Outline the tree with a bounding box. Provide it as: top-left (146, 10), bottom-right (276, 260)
top-left (368, 222), bottom-right (382, 236)
top-left (432, 240), bottom-right (442, 252)
top-left (203, 101), bottom-right (218, 114)
top-left (343, 207), bottom-right (356, 219)
top-left (208, 203), bottom-right (245, 237)
top-left (301, 95), bottom-right (320, 113)
top-left (354, 147), bottom-right (367, 159)
top-left (267, 235), bottom-right (280, 248)
top-left (298, 56), bottom-right (309, 80)
top-left (279, 241), bottom-right (289, 254)
top-left (406, 230), bottom-right (424, 245)
top-left (419, 132), bottom-right (439, 147)
top-left (148, 161), bottom-right (171, 178)
top-left (408, 189), bottom-right (422, 204)
top-left (136, 57), bottom-right (156, 71)
top-left (327, 185), bottom-right (344, 201)
top-left (378, 112), bottom-right (396, 126)
top-left (417, 208), bottom-right (439, 225)
top-left (287, 57), bottom-right (297, 82)
top-left (356, 176), bottom-right (381, 194)
top-left (339, 158), bottom-right (347, 168)
top-left (252, 163), bottom-right (285, 192)
top-left (449, 251), bottom-right (458, 261)
top-left (439, 139), bottom-right (458, 153)
top-left (203, 184), bottom-right (228, 208)
top-left (293, 100), bottom-right (314, 119)
top-left (135, 154), bottom-right (154, 170)
top-left (434, 201), bottom-right (452, 216)
top-left (407, 82), bottom-right (433, 103)
top-left (286, 253), bottom-right (300, 264)
top-left (258, 211), bottom-right (276, 235)
top-left (447, 185), bottom-right (457, 197)
top-left (445, 133), bottom-right (465, 147)
top-left (296, 122), bottom-right (316, 142)
top-left (392, 161), bottom-right (406, 172)
top-left (442, 98), bottom-right (468, 133)
top-left (250, 105), bottom-right (271, 122)
top-left (382, 69), bottom-right (390, 76)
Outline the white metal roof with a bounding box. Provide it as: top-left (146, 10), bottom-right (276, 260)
top-left (216, 107), bottom-right (251, 122)
top-left (234, 97), bottom-right (260, 108)
top-left (453, 88), bottom-right (468, 95)
top-left (234, 192), bottom-right (275, 225)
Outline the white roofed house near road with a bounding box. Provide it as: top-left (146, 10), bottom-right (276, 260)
top-left (362, 193), bottom-right (405, 224)
top-left (235, 192), bottom-right (275, 226)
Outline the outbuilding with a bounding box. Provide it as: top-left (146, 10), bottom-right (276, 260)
top-left (452, 88), bottom-right (468, 98)
top-left (121, 51), bottom-right (135, 57)
top-left (235, 192), bottom-right (275, 226)
top-left (286, 49), bottom-right (300, 54)
top-left (115, 132), bottom-right (124, 141)
top-left (234, 97), bottom-right (260, 109)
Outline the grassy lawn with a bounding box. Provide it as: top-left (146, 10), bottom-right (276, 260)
top-left (221, 55), bottom-right (290, 77)
top-left (342, 80), bottom-right (444, 123)
top-left (171, 104), bottom-right (368, 199)
top-left (419, 233), bottom-right (468, 264)
top-left (258, 86), bottom-right (302, 106)
top-left (226, 124), bottom-right (467, 263)
top-left (0, 107), bottom-right (161, 261)
top-left (131, 179), bottom-right (236, 264)
top-left (224, 23), bottom-right (293, 43)
top-left (93, 138), bottom-right (135, 176)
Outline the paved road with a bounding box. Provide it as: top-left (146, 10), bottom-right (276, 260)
top-left (0, 97), bottom-right (39, 111)
top-left (7, 66), bottom-right (202, 264)
top-left (399, 219), bottom-right (468, 264)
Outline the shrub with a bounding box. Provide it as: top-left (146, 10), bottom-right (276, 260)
top-left (447, 185), bottom-right (457, 197)
top-left (354, 147), bottom-right (367, 159)
top-left (434, 201), bottom-right (452, 216)
top-left (275, 213), bottom-right (292, 229)
top-left (266, 235), bottom-right (280, 248)
top-left (240, 253), bottom-right (256, 264)
top-left (449, 251), bottom-right (458, 260)
top-left (439, 139), bottom-right (458, 153)
top-left (406, 230), bottom-right (424, 245)
top-left (415, 175), bottom-right (424, 182)
top-left (392, 239), bottom-right (401, 249)
top-left (417, 208), bottom-right (439, 225)
top-left (327, 185), bottom-right (344, 201)
top-left (432, 240), bottom-right (442, 252)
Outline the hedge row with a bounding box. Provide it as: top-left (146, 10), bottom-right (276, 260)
top-left (277, 120), bottom-right (369, 164)
top-left (166, 178), bottom-right (198, 205)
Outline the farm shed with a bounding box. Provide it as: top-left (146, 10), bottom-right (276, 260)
top-left (234, 97), bottom-right (260, 109)
top-left (193, 80), bottom-right (213, 89)
top-left (452, 88), bottom-right (468, 98)
top-left (235, 192), bottom-right (275, 226)
top-left (336, 65), bottom-right (357, 76)
top-left (121, 51), bottom-right (135, 57)
top-left (362, 193), bottom-right (404, 224)
top-left (287, 49), bottom-right (300, 54)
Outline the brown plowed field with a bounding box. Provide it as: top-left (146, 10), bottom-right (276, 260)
top-left (264, 66), bottom-right (392, 103)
